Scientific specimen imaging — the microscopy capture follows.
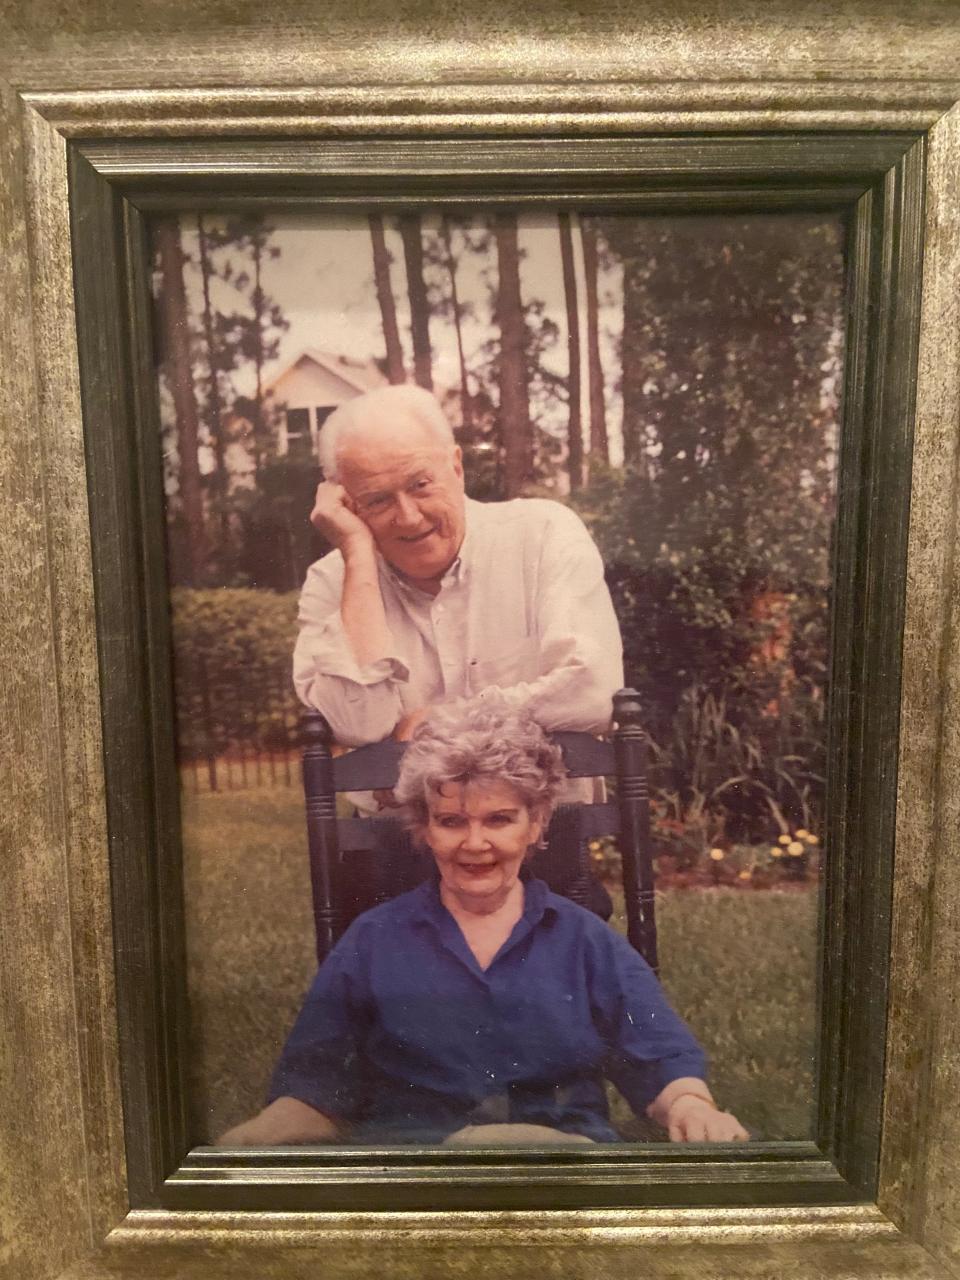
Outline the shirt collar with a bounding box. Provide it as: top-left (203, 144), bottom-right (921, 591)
top-left (409, 868), bottom-right (555, 930)
top-left (454, 497), bottom-right (482, 583)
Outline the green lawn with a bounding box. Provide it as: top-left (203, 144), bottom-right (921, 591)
top-left (181, 789), bottom-right (817, 1143)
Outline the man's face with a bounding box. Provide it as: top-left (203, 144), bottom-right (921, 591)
top-left (338, 417), bottom-right (467, 588)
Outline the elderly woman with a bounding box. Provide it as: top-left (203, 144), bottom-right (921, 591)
top-left (219, 698), bottom-right (748, 1146)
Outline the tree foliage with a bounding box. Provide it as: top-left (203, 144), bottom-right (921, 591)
top-left (157, 215), bottom-right (291, 587)
top-left (572, 213), bottom-right (843, 844)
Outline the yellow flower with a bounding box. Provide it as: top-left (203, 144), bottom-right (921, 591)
top-left (588, 840), bottom-right (601, 852)
top-left (778, 834), bottom-right (791, 845)
top-left (788, 841), bottom-right (804, 856)
top-left (804, 834), bottom-right (819, 845)
top-left (709, 848), bottom-right (725, 861)
top-left (738, 870), bottom-right (751, 881)
top-left (770, 847), bottom-right (783, 858)
top-left (795, 828), bottom-right (810, 839)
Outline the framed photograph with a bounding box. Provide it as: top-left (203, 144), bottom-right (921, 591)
top-left (148, 199), bottom-right (846, 1162)
top-left (67, 126), bottom-right (928, 1206)
top-left (5, 10), bottom-right (960, 1280)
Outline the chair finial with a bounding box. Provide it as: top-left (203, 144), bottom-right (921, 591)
top-left (613, 688), bottom-right (644, 731)
top-left (300, 707), bottom-right (333, 749)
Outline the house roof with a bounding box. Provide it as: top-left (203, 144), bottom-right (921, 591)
top-left (264, 348), bottom-right (388, 400)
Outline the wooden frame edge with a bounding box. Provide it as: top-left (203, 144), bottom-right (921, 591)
top-left (4, 61), bottom-right (960, 1280)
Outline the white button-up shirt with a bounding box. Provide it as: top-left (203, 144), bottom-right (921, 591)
top-left (293, 496), bottom-right (624, 747)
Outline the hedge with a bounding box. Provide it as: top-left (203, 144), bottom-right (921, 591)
top-left (170, 587), bottom-right (300, 760)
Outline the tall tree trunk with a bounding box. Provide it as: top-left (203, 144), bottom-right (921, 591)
top-left (249, 223), bottom-right (265, 468)
top-left (368, 214), bottom-right (406, 384)
top-left (156, 217), bottom-right (207, 584)
top-left (620, 244), bottom-right (646, 472)
top-left (493, 212), bottom-right (533, 498)
top-left (581, 217), bottom-right (609, 463)
top-left (558, 212), bottom-right (583, 492)
top-left (196, 215), bottom-right (229, 536)
top-left (399, 213), bottom-right (433, 391)
top-left (441, 214), bottom-right (472, 434)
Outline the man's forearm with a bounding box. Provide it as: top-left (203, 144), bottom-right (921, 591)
top-left (340, 540), bottom-right (395, 668)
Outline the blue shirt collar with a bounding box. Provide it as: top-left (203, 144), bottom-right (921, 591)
top-left (408, 870), bottom-right (555, 932)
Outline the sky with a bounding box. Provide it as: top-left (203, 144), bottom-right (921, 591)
top-left (175, 209), bottom-right (626, 465)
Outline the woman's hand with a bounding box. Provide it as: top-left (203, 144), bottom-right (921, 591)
top-left (647, 1077), bottom-right (750, 1142)
top-left (215, 1096), bottom-right (341, 1146)
top-left (665, 1094), bottom-right (750, 1143)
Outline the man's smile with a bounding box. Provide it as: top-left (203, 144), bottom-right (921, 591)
top-left (398, 525), bottom-right (438, 544)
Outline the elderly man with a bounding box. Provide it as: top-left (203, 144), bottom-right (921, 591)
top-left (293, 384), bottom-right (623, 749)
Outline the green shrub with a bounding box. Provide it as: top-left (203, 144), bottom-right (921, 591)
top-left (649, 682), bottom-right (824, 853)
top-left (571, 464), bottom-right (829, 848)
top-left (170, 587), bottom-right (300, 759)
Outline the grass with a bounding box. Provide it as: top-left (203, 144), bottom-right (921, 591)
top-left (606, 886), bottom-right (816, 1140)
top-left (181, 788), bottom-right (817, 1143)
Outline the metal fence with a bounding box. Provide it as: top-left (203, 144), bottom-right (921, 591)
top-left (174, 653), bottom-right (302, 793)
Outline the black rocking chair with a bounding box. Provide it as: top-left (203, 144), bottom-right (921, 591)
top-left (300, 688), bottom-right (659, 972)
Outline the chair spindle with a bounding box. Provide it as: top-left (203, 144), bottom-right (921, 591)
top-left (613, 688), bottom-right (659, 974)
top-left (300, 708), bottom-right (341, 964)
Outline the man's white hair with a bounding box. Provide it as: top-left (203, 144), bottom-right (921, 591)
top-left (318, 384), bottom-right (456, 480)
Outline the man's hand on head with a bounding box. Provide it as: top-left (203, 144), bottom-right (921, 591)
top-left (310, 481), bottom-right (376, 557)
top-left (313, 479), bottom-right (395, 670)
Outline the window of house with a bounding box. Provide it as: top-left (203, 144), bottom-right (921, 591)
top-left (285, 407), bottom-right (312, 459)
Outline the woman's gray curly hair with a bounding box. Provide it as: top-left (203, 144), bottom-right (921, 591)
top-left (394, 696), bottom-right (567, 830)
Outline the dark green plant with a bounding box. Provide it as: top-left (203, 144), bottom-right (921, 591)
top-left (170, 588), bottom-right (300, 763)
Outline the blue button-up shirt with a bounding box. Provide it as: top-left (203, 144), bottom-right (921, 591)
top-left (269, 877), bottom-right (706, 1142)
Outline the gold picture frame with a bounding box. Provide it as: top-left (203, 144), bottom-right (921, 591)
top-left (4, 8), bottom-right (960, 1278)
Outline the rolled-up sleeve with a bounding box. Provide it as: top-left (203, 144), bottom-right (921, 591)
top-left (267, 931), bottom-right (369, 1123)
top-left (590, 930), bottom-right (708, 1113)
top-left (476, 504), bottom-right (624, 733)
top-left (293, 557), bottom-right (408, 746)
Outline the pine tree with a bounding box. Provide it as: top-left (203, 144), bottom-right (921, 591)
top-left (558, 211), bottom-right (584, 491)
top-left (493, 212), bottom-right (534, 497)
top-left (368, 213), bottom-right (406, 384)
top-left (399, 213), bottom-right (433, 391)
top-left (155, 217), bottom-right (208, 584)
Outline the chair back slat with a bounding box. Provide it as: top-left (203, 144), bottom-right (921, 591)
top-left (551, 732), bottom-right (615, 777)
top-left (332, 739), bottom-right (407, 791)
top-left (337, 815), bottom-right (401, 851)
top-left (332, 733), bottom-right (613, 791)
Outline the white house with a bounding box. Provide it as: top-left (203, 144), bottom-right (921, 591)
top-left (266, 348), bottom-right (388, 461)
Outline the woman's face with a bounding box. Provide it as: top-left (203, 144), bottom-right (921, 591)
top-left (423, 779), bottom-right (543, 911)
